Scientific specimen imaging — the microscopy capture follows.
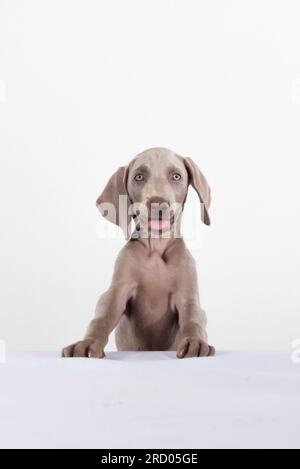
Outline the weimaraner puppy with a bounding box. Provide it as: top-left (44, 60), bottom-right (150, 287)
top-left (62, 147), bottom-right (215, 358)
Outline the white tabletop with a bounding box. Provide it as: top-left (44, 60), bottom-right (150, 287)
top-left (0, 351), bottom-right (299, 448)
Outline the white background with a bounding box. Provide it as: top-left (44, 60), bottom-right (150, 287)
top-left (0, 0), bottom-right (299, 352)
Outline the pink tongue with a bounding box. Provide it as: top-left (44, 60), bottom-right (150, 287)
top-left (149, 219), bottom-right (169, 231)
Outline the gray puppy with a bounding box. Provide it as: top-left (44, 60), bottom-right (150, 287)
top-left (62, 147), bottom-right (215, 358)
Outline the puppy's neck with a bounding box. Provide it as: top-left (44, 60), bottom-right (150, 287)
top-left (131, 224), bottom-right (182, 256)
top-left (135, 236), bottom-right (179, 257)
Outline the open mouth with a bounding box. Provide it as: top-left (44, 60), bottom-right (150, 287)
top-left (148, 215), bottom-right (175, 232)
top-left (132, 204), bottom-right (177, 234)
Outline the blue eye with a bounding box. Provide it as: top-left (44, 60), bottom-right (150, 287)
top-left (172, 173), bottom-right (181, 181)
top-left (134, 173), bottom-right (144, 182)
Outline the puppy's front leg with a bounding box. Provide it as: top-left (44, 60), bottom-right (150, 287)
top-left (176, 302), bottom-right (215, 358)
top-left (62, 250), bottom-right (136, 358)
top-left (173, 255), bottom-right (215, 358)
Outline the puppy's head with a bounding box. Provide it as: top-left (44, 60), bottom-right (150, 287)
top-left (97, 147), bottom-right (211, 238)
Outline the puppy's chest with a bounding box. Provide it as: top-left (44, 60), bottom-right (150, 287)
top-left (134, 254), bottom-right (176, 309)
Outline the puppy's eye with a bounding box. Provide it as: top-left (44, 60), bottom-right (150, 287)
top-left (172, 173), bottom-right (181, 181)
top-left (134, 173), bottom-right (144, 182)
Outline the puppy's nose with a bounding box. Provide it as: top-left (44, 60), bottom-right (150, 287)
top-left (147, 197), bottom-right (170, 219)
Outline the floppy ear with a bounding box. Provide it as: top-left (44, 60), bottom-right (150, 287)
top-left (96, 166), bottom-right (131, 239)
top-left (184, 157), bottom-right (211, 225)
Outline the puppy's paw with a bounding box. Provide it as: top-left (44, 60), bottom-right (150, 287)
top-left (176, 337), bottom-right (215, 358)
top-left (61, 339), bottom-right (105, 358)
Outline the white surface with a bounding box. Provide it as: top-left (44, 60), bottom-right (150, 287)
top-left (0, 351), bottom-right (299, 449)
top-left (1, 1), bottom-right (300, 353)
